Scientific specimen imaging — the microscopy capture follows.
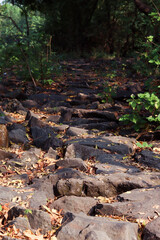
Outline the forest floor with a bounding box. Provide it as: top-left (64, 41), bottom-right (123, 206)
top-left (0, 58), bottom-right (160, 239)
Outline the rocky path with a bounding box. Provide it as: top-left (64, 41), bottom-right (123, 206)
top-left (0, 58), bottom-right (160, 239)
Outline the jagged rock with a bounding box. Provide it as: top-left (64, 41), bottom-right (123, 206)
top-left (45, 115), bottom-right (61, 123)
top-left (74, 109), bottom-right (117, 121)
top-left (52, 196), bottom-right (97, 214)
top-left (56, 158), bottom-right (87, 171)
top-left (60, 108), bottom-right (73, 122)
top-left (0, 186), bottom-right (17, 205)
top-left (142, 217), bottom-right (160, 240)
top-left (56, 212), bottom-right (138, 240)
top-left (30, 125), bottom-right (63, 150)
top-left (49, 168), bottom-right (83, 185)
top-left (135, 150), bottom-right (160, 169)
top-left (19, 148), bottom-right (41, 167)
top-left (9, 128), bottom-right (28, 144)
top-left (95, 186), bottom-right (160, 220)
top-left (8, 206), bottom-right (52, 234)
top-left (0, 149), bottom-right (17, 160)
top-left (56, 178), bottom-right (84, 196)
top-left (44, 147), bottom-right (58, 160)
top-left (66, 136), bottom-right (136, 154)
top-left (27, 209), bottom-right (52, 234)
top-left (8, 217), bottom-right (31, 231)
top-left (22, 99), bottom-right (39, 109)
top-left (95, 162), bottom-right (140, 174)
top-left (66, 127), bottom-right (88, 136)
top-left (0, 124), bottom-right (8, 147)
top-left (79, 122), bottom-right (118, 131)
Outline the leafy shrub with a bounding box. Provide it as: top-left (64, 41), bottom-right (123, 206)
top-left (119, 92), bottom-right (160, 131)
top-left (0, 3), bottom-right (62, 86)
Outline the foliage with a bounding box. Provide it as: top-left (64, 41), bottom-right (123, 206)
top-left (98, 82), bottom-right (117, 104)
top-left (5, 0), bottom-right (159, 56)
top-left (136, 141), bottom-right (153, 148)
top-left (119, 92), bottom-right (160, 131)
top-left (24, 209), bottom-right (32, 215)
top-left (0, 3), bottom-right (61, 85)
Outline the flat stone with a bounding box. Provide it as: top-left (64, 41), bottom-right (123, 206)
top-left (74, 109), bottom-right (117, 121)
top-left (66, 127), bottom-right (88, 136)
top-left (56, 212), bottom-right (138, 240)
top-left (56, 158), bottom-right (87, 171)
top-left (79, 122), bottom-right (118, 131)
top-left (52, 196), bottom-right (97, 214)
top-left (66, 136), bottom-right (136, 154)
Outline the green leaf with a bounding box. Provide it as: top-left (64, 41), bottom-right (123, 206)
top-left (0, 205), bottom-right (2, 211)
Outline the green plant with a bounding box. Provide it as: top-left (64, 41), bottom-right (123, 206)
top-left (119, 92), bottom-right (160, 131)
top-left (98, 82), bottom-right (117, 104)
top-left (136, 141), bottom-right (153, 148)
top-left (0, 3), bottom-right (62, 86)
top-left (24, 209), bottom-right (32, 215)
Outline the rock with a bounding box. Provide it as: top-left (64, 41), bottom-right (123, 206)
top-left (29, 191), bottom-right (48, 210)
top-left (95, 163), bottom-right (140, 175)
top-left (19, 148), bottom-right (41, 167)
top-left (8, 217), bottom-right (31, 231)
top-left (22, 99), bottom-right (39, 109)
top-left (30, 125), bottom-right (63, 150)
top-left (29, 93), bottom-right (66, 105)
top-left (27, 209), bottom-right (52, 234)
top-left (74, 109), bottom-right (117, 121)
top-left (8, 206), bottom-right (52, 234)
top-left (56, 178), bottom-right (83, 196)
top-left (52, 196), bottom-right (97, 214)
top-left (60, 108), bottom-right (73, 122)
top-left (56, 212), bottom-right (138, 240)
top-left (4, 99), bottom-right (27, 114)
top-left (44, 147), bottom-right (58, 160)
top-left (25, 111), bottom-right (40, 121)
top-left (0, 186), bottom-right (17, 205)
top-left (45, 115), bottom-right (61, 123)
top-left (8, 206), bottom-right (26, 220)
top-left (80, 122), bottom-right (118, 131)
top-left (66, 136), bottom-right (136, 154)
top-left (95, 186), bottom-right (160, 220)
top-left (49, 168), bottom-right (83, 185)
top-left (102, 171), bottom-right (160, 194)
top-left (135, 150), bottom-right (160, 169)
top-left (0, 124), bottom-right (8, 148)
top-left (56, 158), bottom-right (87, 171)
top-left (0, 149), bottom-right (17, 160)
top-left (114, 83), bottom-right (143, 100)
top-left (66, 127), bottom-right (88, 136)
top-left (31, 178), bottom-right (54, 199)
top-left (142, 217), bottom-right (160, 240)
top-left (65, 141), bottom-right (134, 162)
top-left (65, 143), bottom-right (105, 160)
top-left (9, 128), bottom-right (28, 144)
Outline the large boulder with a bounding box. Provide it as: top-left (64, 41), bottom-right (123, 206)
top-left (56, 212), bottom-right (138, 240)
